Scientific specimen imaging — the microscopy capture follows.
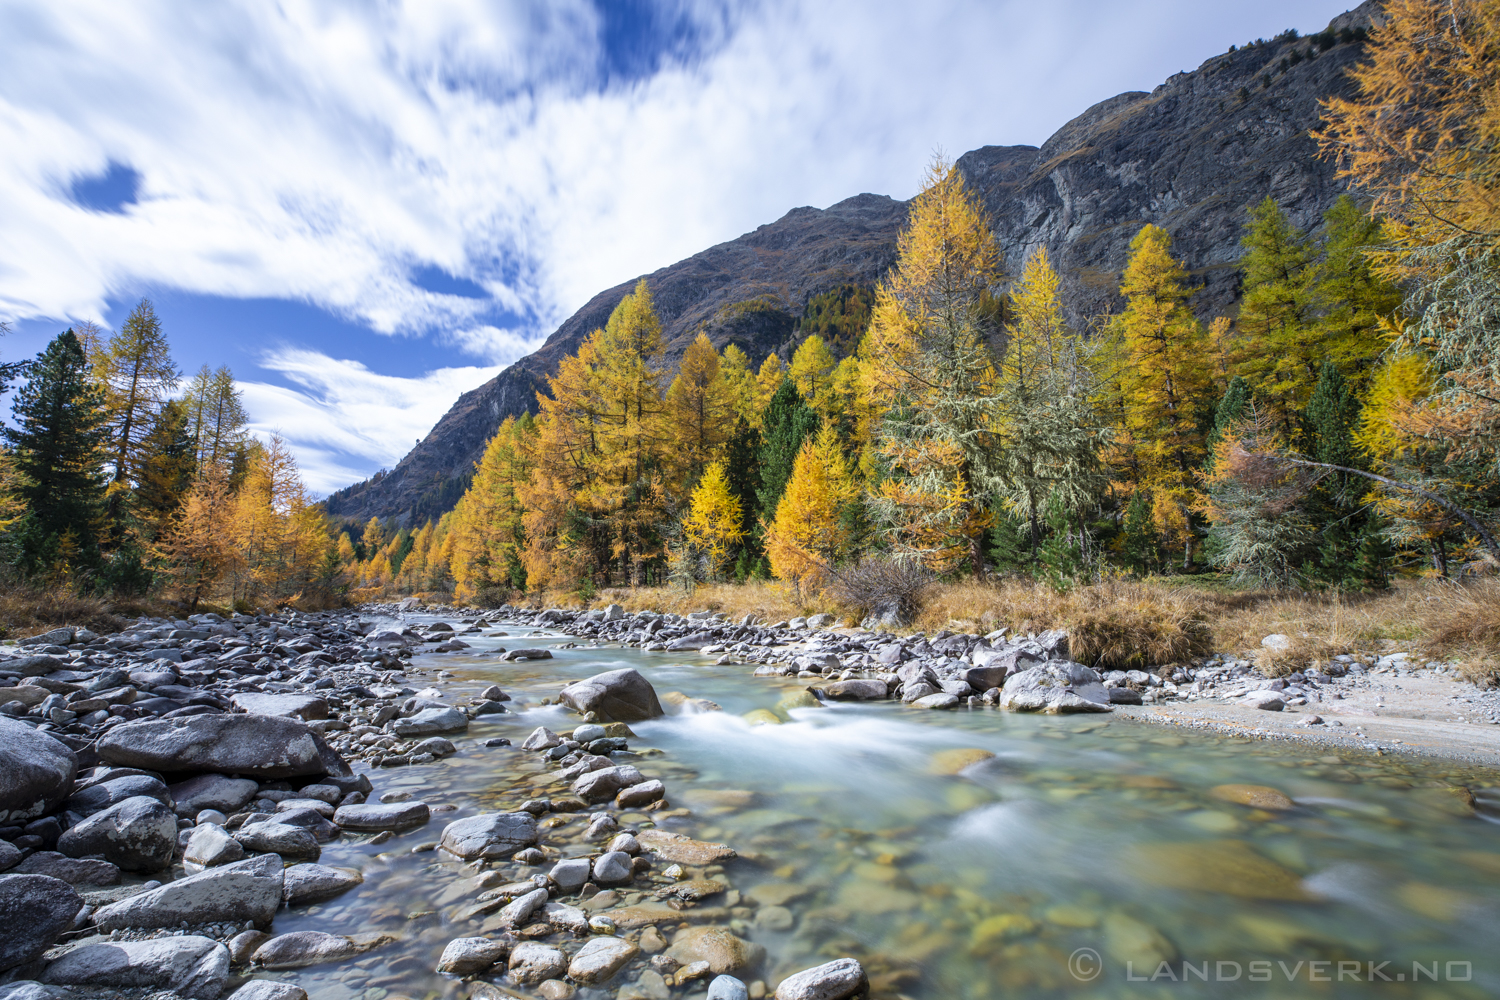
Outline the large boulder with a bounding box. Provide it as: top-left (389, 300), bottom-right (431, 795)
top-left (250, 931), bottom-right (390, 970)
top-left (332, 801), bottom-right (430, 832)
top-left (41, 936), bottom-right (229, 999)
top-left (281, 864), bottom-right (363, 906)
top-left (97, 714), bottom-right (349, 779)
top-left (558, 669), bottom-right (664, 722)
top-left (439, 812), bottom-right (538, 860)
top-left (818, 680), bottom-right (888, 701)
top-left (389, 708), bottom-right (468, 737)
top-left (0, 874), bottom-right (82, 971)
top-left (0, 717), bottom-right (77, 825)
top-left (56, 796), bottom-right (177, 872)
top-left (965, 646), bottom-right (1038, 691)
top-left (999, 662), bottom-right (1112, 714)
top-left (10, 852), bottom-right (120, 886)
top-left (93, 854), bottom-right (284, 931)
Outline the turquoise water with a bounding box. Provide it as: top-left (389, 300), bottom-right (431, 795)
top-left (254, 618), bottom-right (1500, 1000)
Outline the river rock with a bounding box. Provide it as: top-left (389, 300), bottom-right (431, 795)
top-left (773, 958), bottom-right (868, 1000)
top-left (391, 708), bottom-right (469, 737)
top-left (229, 693), bottom-right (329, 721)
top-left (11, 852), bottom-right (120, 886)
top-left (1208, 784), bottom-right (1294, 810)
top-left (182, 823), bottom-right (245, 869)
top-left (573, 764), bottom-right (644, 803)
top-left (41, 936), bottom-right (229, 1000)
top-left (551, 858), bottom-right (592, 893)
top-left (666, 926), bottom-right (762, 976)
top-left (999, 663), bottom-right (1112, 713)
top-left (0, 717), bottom-right (77, 825)
top-left (637, 829), bottom-right (735, 865)
top-left (616, 779), bottom-right (665, 808)
top-left (282, 864), bottom-right (363, 905)
top-left (819, 680), bottom-right (888, 701)
top-left (1130, 840), bottom-right (1313, 900)
top-left (508, 942), bottom-right (568, 985)
top-left (912, 692), bottom-right (959, 709)
top-left (251, 931), bottom-right (390, 969)
top-left (542, 900), bottom-right (588, 935)
top-left (1103, 912), bottom-right (1177, 968)
top-left (56, 795), bottom-right (176, 871)
top-left (496, 887), bottom-right (549, 929)
top-left (168, 774), bottom-right (260, 816)
top-left (437, 936), bottom-right (508, 975)
top-left (593, 851), bottom-right (633, 886)
top-left (227, 983), bottom-right (309, 1000)
top-left (334, 800), bottom-right (430, 831)
top-left (928, 748), bottom-right (995, 775)
top-left (1241, 690), bottom-right (1286, 711)
top-left (94, 853), bottom-right (284, 931)
top-left (4, 654), bottom-right (68, 676)
top-left (0, 874), bottom-right (82, 971)
top-left (97, 714), bottom-right (348, 779)
top-left (568, 936), bottom-right (638, 984)
top-left (412, 736), bottom-right (457, 757)
top-left (522, 727), bottom-right (563, 751)
top-left (64, 774), bottom-right (171, 817)
top-left (558, 669), bottom-right (664, 722)
top-left (440, 811), bottom-right (539, 860)
top-left (0, 984), bottom-right (87, 1000)
top-left (502, 648), bottom-right (553, 661)
top-left (233, 818), bottom-right (320, 860)
top-left (0, 841), bottom-right (22, 873)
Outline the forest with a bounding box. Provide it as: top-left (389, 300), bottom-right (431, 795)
top-left (3, 0), bottom-right (1497, 636)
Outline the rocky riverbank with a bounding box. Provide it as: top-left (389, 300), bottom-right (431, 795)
top-left (0, 605), bottom-right (872, 1000)
top-left (2, 599), bottom-right (1497, 1000)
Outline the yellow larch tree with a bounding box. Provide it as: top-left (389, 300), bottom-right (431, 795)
top-left (719, 344), bottom-right (761, 426)
top-left (665, 332), bottom-right (734, 484)
top-left (763, 435), bottom-right (856, 593)
top-left (1109, 224), bottom-right (1213, 568)
top-left (755, 353), bottom-right (787, 416)
top-left (789, 334), bottom-right (838, 419)
top-left (865, 154), bottom-right (1004, 576)
top-left (451, 414), bottom-right (533, 601)
top-left (155, 463), bottom-right (238, 611)
top-left (681, 459), bottom-right (745, 578)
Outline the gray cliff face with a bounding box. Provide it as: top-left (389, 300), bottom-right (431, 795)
top-left (327, 3), bottom-right (1379, 525)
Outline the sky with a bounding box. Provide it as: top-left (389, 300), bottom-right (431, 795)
top-left (0, 0), bottom-right (1361, 496)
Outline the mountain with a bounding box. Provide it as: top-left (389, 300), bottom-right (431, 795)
top-left (326, 2), bottom-right (1380, 526)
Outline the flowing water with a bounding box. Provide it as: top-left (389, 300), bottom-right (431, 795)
top-left (254, 617), bottom-right (1500, 1000)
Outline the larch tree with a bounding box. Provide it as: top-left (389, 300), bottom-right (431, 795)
top-left (1111, 224), bottom-right (1214, 569)
top-left (720, 344), bottom-right (761, 426)
top-left (1234, 198), bottom-right (1321, 432)
top-left (755, 353), bottom-right (787, 415)
top-left (789, 334), bottom-right (838, 418)
top-left (865, 155), bottom-right (1004, 576)
top-left (155, 463), bottom-right (237, 610)
top-left (682, 459), bottom-right (745, 578)
top-left (3, 330), bottom-right (110, 576)
top-left (136, 398), bottom-right (197, 539)
top-left (764, 436), bottom-right (855, 593)
top-left (993, 248), bottom-right (1109, 562)
top-left (665, 332), bottom-right (733, 484)
top-left (756, 377), bottom-right (819, 519)
top-left (451, 414), bottom-right (533, 601)
top-left (184, 365), bottom-right (248, 469)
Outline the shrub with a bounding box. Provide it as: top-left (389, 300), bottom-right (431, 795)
top-left (826, 557), bottom-right (934, 627)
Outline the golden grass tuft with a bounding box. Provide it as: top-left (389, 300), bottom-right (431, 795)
top-left (0, 582), bottom-right (130, 640)
top-left (588, 580), bottom-right (812, 624)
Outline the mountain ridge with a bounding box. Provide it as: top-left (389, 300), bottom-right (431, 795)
top-left (327, 1), bottom-right (1380, 526)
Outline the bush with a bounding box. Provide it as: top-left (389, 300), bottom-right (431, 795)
top-left (826, 557), bottom-right (934, 627)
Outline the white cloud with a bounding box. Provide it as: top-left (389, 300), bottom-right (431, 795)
top-left (0, 0), bottom-right (1359, 491)
top-left (240, 348), bottom-right (501, 496)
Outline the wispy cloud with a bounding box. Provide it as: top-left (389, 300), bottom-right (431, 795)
top-left (0, 0), bottom-right (1354, 491)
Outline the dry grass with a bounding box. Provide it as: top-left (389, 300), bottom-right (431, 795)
top-left (0, 582), bottom-right (133, 640)
top-left (587, 581), bottom-right (813, 623)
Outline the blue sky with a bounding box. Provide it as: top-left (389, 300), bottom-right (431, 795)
top-left (0, 0), bottom-right (1360, 495)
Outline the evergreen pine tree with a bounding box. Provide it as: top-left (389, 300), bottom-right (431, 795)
top-left (723, 417), bottom-right (762, 562)
top-left (4, 330), bottom-right (110, 576)
top-left (756, 377), bottom-right (818, 517)
top-left (1303, 362), bottom-right (1390, 588)
top-left (137, 398), bottom-right (197, 535)
top-left (1121, 490), bottom-right (1159, 575)
top-left (1209, 376), bottom-right (1252, 454)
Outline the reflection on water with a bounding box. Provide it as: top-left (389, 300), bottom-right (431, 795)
top-left (253, 618), bottom-right (1500, 999)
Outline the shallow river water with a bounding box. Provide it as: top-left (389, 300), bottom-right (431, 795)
top-left (253, 617), bottom-right (1500, 1000)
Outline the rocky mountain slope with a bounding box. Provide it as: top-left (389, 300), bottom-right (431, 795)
top-left (327, 3), bottom-right (1379, 526)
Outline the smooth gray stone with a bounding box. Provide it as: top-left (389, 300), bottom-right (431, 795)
top-left (0, 840), bottom-right (20, 873)
top-left (436, 936), bottom-right (507, 975)
top-left (93, 853), bottom-right (283, 931)
top-left (0, 716), bottom-right (77, 825)
top-left (0, 874), bottom-right (82, 971)
top-left (250, 931), bottom-right (389, 970)
top-left (41, 935), bottom-right (229, 1000)
top-left (389, 708), bottom-right (468, 737)
top-left (11, 852), bottom-right (120, 886)
top-left (506, 942), bottom-right (566, 986)
top-left (0, 981), bottom-right (83, 999)
top-left (708, 974), bottom-right (751, 1000)
top-left (558, 668), bottom-right (663, 722)
top-left (999, 662), bottom-right (1113, 714)
top-left (233, 818), bottom-right (321, 860)
top-left (591, 851), bottom-right (632, 886)
top-left (97, 714), bottom-right (349, 779)
top-left (439, 811), bottom-right (538, 860)
top-left (227, 982), bottom-right (309, 1000)
top-left (168, 774), bottom-right (260, 816)
top-left (182, 822), bottom-right (246, 869)
top-left (281, 864), bottom-right (363, 905)
top-left (549, 858), bottom-right (591, 893)
top-left (333, 800), bottom-right (429, 832)
top-left (229, 693), bottom-right (328, 720)
top-left (773, 958), bottom-right (868, 1000)
top-left (64, 774), bottom-right (171, 817)
top-left (56, 795), bottom-right (177, 872)
top-left (567, 935), bottom-right (638, 984)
